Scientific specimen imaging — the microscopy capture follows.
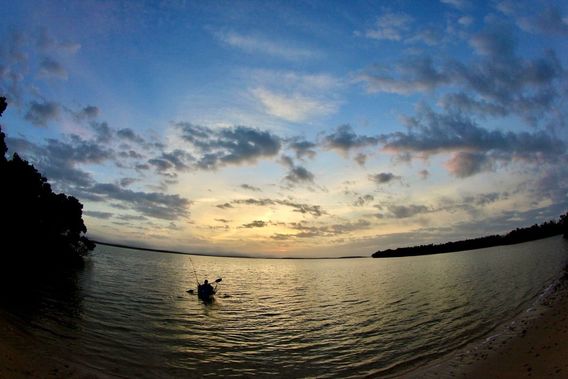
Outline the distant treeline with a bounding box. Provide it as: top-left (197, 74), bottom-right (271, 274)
top-left (372, 212), bottom-right (568, 258)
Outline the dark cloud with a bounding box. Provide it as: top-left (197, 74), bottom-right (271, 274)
top-left (353, 194), bottom-right (374, 207)
top-left (89, 183), bottom-right (190, 220)
top-left (445, 151), bottom-right (493, 177)
top-left (90, 121), bottom-right (112, 143)
top-left (240, 184), bottom-right (262, 192)
top-left (215, 218), bottom-right (231, 223)
top-left (285, 165), bottom-right (315, 184)
top-left (369, 172), bottom-right (400, 185)
top-left (119, 178), bottom-right (137, 187)
top-left (240, 220), bottom-right (268, 228)
top-left (149, 150), bottom-right (194, 174)
top-left (177, 122), bottom-right (281, 170)
top-left (219, 198), bottom-right (326, 217)
top-left (216, 203), bottom-right (234, 209)
top-left (117, 128), bottom-right (145, 144)
top-left (280, 154), bottom-right (315, 185)
top-left (77, 105), bottom-right (100, 120)
top-left (354, 153), bottom-right (367, 166)
top-left (382, 107), bottom-right (565, 176)
top-left (84, 210), bottom-right (113, 219)
top-left (271, 219), bottom-right (371, 240)
top-left (381, 204), bottom-right (430, 219)
top-left (322, 124), bottom-right (379, 153)
top-left (517, 6), bottom-right (568, 36)
top-left (360, 56), bottom-right (449, 94)
top-left (39, 57), bottom-right (68, 79)
top-left (25, 101), bottom-right (61, 126)
top-left (286, 137), bottom-right (317, 159)
top-left (418, 169), bottom-right (430, 180)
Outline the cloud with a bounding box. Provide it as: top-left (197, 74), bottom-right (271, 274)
top-left (271, 219), bottom-right (372, 240)
top-left (322, 124), bottom-right (379, 154)
top-left (36, 28), bottom-right (81, 54)
top-left (177, 122), bottom-right (281, 170)
top-left (215, 31), bottom-right (318, 60)
top-left (219, 198), bottom-right (326, 217)
top-left (84, 210), bottom-right (114, 219)
top-left (251, 87), bottom-right (336, 122)
top-left (39, 57), bottom-right (68, 79)
top-left (286, 137), bottom-right (317, 160)
top-left (354, 153), bottom-right (367, 166)
top-left (445, 151), bottom-right (493, 177)
top-left (516, 6), bottom-right (568, 36)
top-left (359, 56), bottom-right (449, 94)
top-left (369, 172), bottom-right (400, 185)
top-left (24, 101), bottom-right (61, 126)
top-left (90, 121), bottom-right (112, 143)
top-left (285, 165), bottom-right (315, 184)
top-left (382, 107), bottom-right (566, 171)
top-left (90, 183), bottom-right (191, 220)
top-left (77, 105), bottom-right (100, 120)
top-left (240, 184), bottom-right (262, 192)
top-left (280, 154), bottom-right (315, 185)
top-left (6, 134), bottom-right (113, 189)
top-left (375, 204), bottom-right (430, 218)
top-left (117, 128), bottom-right (145, 144)
top-left (440, 0), bottom-right (470, 10)
top-left (148, 150), bottom-right (194, 175)
top-left (363, 11), bottom-right (413, 41)
top-left (240, 220), bottom-right (268, 229)
top-left (353, 194), bottom-right (374, 207)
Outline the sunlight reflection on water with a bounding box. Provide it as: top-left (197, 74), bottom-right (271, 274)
top-left (3, 236), bottom-right (568, 377)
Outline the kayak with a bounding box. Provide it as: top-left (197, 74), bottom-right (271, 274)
top-left (197, 284), bottom-right (216, 302)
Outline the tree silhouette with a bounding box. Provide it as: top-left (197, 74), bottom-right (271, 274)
top-left (373, 211), bottom-right (568, 258)
top-left (0, 96), bottom-right (94, 270)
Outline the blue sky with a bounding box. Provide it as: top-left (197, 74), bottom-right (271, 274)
top-left (1, 0), bottom-right (567, 257)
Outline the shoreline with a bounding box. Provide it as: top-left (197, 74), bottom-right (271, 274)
top-left (403, 267), bottom-right (568, 378)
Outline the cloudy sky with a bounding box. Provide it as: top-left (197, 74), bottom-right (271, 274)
top-left (1, 0), bottom-right (567, 257)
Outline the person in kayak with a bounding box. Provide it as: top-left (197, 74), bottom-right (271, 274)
top-left (198, 279), bottom-right (215, 299)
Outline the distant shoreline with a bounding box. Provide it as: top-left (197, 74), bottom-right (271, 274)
top-left (91, 240), bottom-right (367, 260)
top-left (373, 214), bottom-right (566, 258)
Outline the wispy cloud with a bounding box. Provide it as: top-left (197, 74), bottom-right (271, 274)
top-left (216, 31), bottom-right (319, 60)
top-left (363, 11), bottom-right (413, 41)
top-left (251, 87), bottom-right (337, 123)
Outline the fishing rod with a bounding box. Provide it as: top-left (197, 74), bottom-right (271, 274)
top-left (188, 255), bottom-right (199, 286)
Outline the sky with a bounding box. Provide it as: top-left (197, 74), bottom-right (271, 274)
top-left (1, 0), bottom-right (567, 258)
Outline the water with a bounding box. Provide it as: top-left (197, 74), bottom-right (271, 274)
top-left (2, 236), bottom-right (567, 377)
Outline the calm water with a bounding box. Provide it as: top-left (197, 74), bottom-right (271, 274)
top-left (2, 236), bottom-right (568, 377)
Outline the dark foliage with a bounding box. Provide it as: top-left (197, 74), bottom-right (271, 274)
top-left (0, 97), bottom-right (95, 271)
top-left (373, 212), bottom-right (568, 258)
